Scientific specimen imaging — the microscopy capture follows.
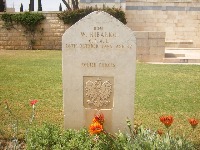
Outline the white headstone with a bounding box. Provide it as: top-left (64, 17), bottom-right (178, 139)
top-left (62, 11), bottom-right (136, 133)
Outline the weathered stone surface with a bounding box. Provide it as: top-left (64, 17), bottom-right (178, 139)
top-left (62, 11), bottom-right (136, 133)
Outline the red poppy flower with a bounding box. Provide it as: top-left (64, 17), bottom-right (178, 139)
top-left (89, 122), bottom-right (103, 134)
top-left (30, 99), bottom-right (38, 106)
top-left (188, 118), bottom-right (198, 129)
top-left (160, 115), bottom-right (173, 128)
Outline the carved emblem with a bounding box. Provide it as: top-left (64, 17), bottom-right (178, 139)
top-left (85, 78), bottom-right (112, 108)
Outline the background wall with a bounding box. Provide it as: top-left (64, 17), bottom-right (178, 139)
top-left (1, 1), bottom-right (200, 62)
top-left (0, 12), bottom-right (69, 50)
top-left (126, 0), bottom-right (200, 48)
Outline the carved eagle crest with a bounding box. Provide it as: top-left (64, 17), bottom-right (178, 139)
top-left (85, 78), bottom-right (112, 108)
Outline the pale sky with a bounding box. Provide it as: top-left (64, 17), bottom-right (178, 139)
top-left (6, 0), bottom-right (66, 12)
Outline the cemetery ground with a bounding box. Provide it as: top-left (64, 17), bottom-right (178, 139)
top-left (0, 50), bottom-right (200, 148)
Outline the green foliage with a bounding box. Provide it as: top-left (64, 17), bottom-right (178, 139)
top-left (58, 7), bottom-right (127, 25)
top-left (26, 123), bottom-right (113, 150)
top-left (26, 123), bottom-right (62, 150)
top-left (104, 7), bottom-right (127, 24)
top-left (26, 123), bottom-right (196, 150)
top-left (1, 12), bottom-right (45, 49)
top-left (128, 126), bottom-right (195, 150)
top-left (1, 13), bottom-right (13, 30)
top-left (12, 12), bottom-right (45, 33)
top-left (1, 12), bottom-right (45, 32)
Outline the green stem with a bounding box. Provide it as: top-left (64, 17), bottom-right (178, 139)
top-left (30, 105), bottom-right (35, 124)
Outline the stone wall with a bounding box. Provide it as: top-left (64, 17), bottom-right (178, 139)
top-left (126, 1), bottom-right (200, 48)
top-left (0, 11), bottom-right (165, 62)
top-left (135, 31), bottom-right (165, 62)
top-left (0, 12), bottom-right (69, 50)
top-left (1, 1), bottom-right (200, 61)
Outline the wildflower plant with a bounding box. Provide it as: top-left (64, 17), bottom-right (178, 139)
top-left (158, 114), bottom-right (199, 149)
top-left (24, 115), bottom-right (197, 149)
top-left (3, 99), bottom-right (39, 149)
top-left (4, 101), bottom-right (19, 149)
top-left (188, 118), bottom-right (198, 129)
top-left (159, 115), bottom-right (174, 128)
top-left (157, 129), bottom-right (164, 136)
top-left (29, 99), bottom-right (38, 124)
top-left (2, 103), bottom-right (198, 149)
top-left (89, 113), bottom-right (104, 135)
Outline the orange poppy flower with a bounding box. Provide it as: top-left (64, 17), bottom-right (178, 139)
top-left (89, 122), bottom-right (103, 135)
top-left (160, 115), bottom-right (173, 128)
top-left (188, 118), bottom-right (198, 129)
top-left (93, 113), bottom-right (104, 125)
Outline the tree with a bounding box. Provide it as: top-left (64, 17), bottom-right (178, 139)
top-left (61, 0), bottom-right (79, 10)
top-left (20, 3), bottom-right (23, 12)
top-left (38, 0), bottom-right (42, 11)
top-left (0, 0), bottom-right (5, 12)
top-left (59, 3), bottom-right (62, 11)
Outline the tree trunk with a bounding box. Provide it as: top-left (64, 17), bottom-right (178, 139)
top-left (61, 0), bottom-right (72, 10)
top-left (62, 0), bottom-right (79, 10)
top-left (72, 0), bottom-right (79, 9)
top-left (0, 0), bottom-right (5, 12)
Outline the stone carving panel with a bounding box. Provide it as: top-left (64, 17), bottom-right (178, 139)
top-left (83, 76), bottom-right (114, 110)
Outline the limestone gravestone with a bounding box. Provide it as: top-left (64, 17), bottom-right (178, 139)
top-left (62, 11), bottom-right (136, 133)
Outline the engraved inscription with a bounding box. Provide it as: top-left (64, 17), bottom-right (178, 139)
top-left (83, 77), bottom-right (114, 109)
top-left (65, 26), bottom-right (134, 50)
top-left (81, 62), bottom-right (115, 68)
top-left (82, 63), bottom-right (96, 67)
top-left (99, 63), bottom-right (115, 67)
top-left (94, 26), bottom-right (103, 30)
top-left (89, 32), bottom-right (116, 38)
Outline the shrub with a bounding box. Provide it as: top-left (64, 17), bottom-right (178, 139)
top-left (1, 13), bottom-right (13, 29)
top-left (12, 12), bottom-right (45, 33)
top-left (58, 7), bottom-right (127, 25)
top-left (1, 100), bottom-right (198, 149)
top-left (26, 123), bottom-right (62, 150)
top-left (25, 123), bottom-right (196, 150)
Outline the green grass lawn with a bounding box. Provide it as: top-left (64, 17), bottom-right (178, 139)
top-left (0, 50), bottom-right (200, 144)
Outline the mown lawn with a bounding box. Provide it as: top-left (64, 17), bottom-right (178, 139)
top-left (0, 50), bottom-right (199, 144)
top-left (135, 63), bottom-right (200, 144)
